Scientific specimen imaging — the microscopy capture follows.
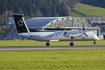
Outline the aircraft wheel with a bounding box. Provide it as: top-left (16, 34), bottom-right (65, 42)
top-left (93, 40), bottom-right (96, 44)
top-left (70, 42), bottom-right (74, 46)
top-left (46, 42), bottom-right (50, 46)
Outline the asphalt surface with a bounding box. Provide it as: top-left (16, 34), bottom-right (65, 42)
top-left (0, 46), bottom-right (105, 50)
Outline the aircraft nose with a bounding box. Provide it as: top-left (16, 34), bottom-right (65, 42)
top-left (94, 35), bottom-right (99, 40)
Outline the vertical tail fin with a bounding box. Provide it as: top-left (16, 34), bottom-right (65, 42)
top-left (13, 14), bottom-right (30, 33)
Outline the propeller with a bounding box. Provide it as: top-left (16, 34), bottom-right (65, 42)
top-left (82, 37), bottom-right (84, 42)
top-left (83, 22), bottom-right (85, 30)
top-left (82, 22), bottom-right (88, 41)
top-left (82, 33), bottom-right (88, 42)
top-left (83, 33), bottom-right (88, 37)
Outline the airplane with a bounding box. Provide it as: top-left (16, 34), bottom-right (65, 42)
top-left (13, 14), bottom-right (99, 46)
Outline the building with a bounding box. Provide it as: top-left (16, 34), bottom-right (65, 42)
top-left (6, 16), bottom-right (100, 40)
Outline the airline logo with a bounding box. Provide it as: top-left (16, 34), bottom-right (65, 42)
top-left (18, 19), bottom-right (24, 26)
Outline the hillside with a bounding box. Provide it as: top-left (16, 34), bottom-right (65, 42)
top-left (81, 0), bottom-right (105, 8)
top-left (70, 3), bottom-right (105, 17)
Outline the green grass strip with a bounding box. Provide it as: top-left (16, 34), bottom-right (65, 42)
top-left (71, 3), bottom-right (105, 17)
top-left (0, 49), bottom-right (105, 70)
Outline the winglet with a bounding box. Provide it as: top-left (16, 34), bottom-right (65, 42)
top-left (13, 14), bottom-right (30, 33)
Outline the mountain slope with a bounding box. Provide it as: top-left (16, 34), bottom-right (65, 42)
top-left (81, 0), bottom-right (105, 8)
top-left (70, 3), bottom-right (105, 17)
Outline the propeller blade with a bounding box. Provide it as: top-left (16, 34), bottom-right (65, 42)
top-left (83, 23), bottom-right (85, 30)
top-left (82, 37), bottom-right (84, 42)
top-left (83, 33), bottom-right (88, 37)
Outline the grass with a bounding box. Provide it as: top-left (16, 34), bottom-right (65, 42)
top-left (0, 40), bottom-right (105, 70)
top-left (0, 49), bottom-right (105, 70)
top-left (71, 3), bottom-right (105, 17)
top-left (0, 40), bottom-right (105, 46)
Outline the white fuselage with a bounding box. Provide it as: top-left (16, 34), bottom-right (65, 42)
top-left (18, 30), bottom-right (99, 41)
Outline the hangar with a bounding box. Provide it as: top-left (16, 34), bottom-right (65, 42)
top-left (6, 16), bottom-right (100, 40)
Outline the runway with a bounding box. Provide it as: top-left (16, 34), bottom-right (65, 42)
top-left (0, 46), bottom-right (105, 50)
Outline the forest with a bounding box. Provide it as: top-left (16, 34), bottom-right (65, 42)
top-left (0, 0), bottom-right (105, 24)
top-left (0, 0), bottom-right (80, 37)
top-left (0, 0), bottom-right (80, 23)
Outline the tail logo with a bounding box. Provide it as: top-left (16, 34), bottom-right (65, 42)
top-left (18, 19), bottom-right (24, 26)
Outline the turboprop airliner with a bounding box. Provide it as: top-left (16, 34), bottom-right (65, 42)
top-left (13, 14), bottom-right (99, 46)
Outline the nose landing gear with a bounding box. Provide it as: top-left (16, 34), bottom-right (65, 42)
top-left (93, 40), bottom-right (96, 44)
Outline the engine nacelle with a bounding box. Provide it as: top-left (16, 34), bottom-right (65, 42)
top-left (63, 33), bottom-right (79, 37)
top-left (63, 33), bottom-right (70, 37)
top-left (63, 31), bottom-right (88, 37)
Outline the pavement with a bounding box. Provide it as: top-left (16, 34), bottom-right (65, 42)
top-left (0, 46), bottom-right (105, 50)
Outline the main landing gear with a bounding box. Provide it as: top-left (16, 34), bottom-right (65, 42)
top-left (70, 42), bottom-right (74, 46)
top-left (46, 42), bottom-right (50, 46)
top-left (45, 40), bottom-right (96, 46)
top-left (70, 37), bottom-right (74, 46)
